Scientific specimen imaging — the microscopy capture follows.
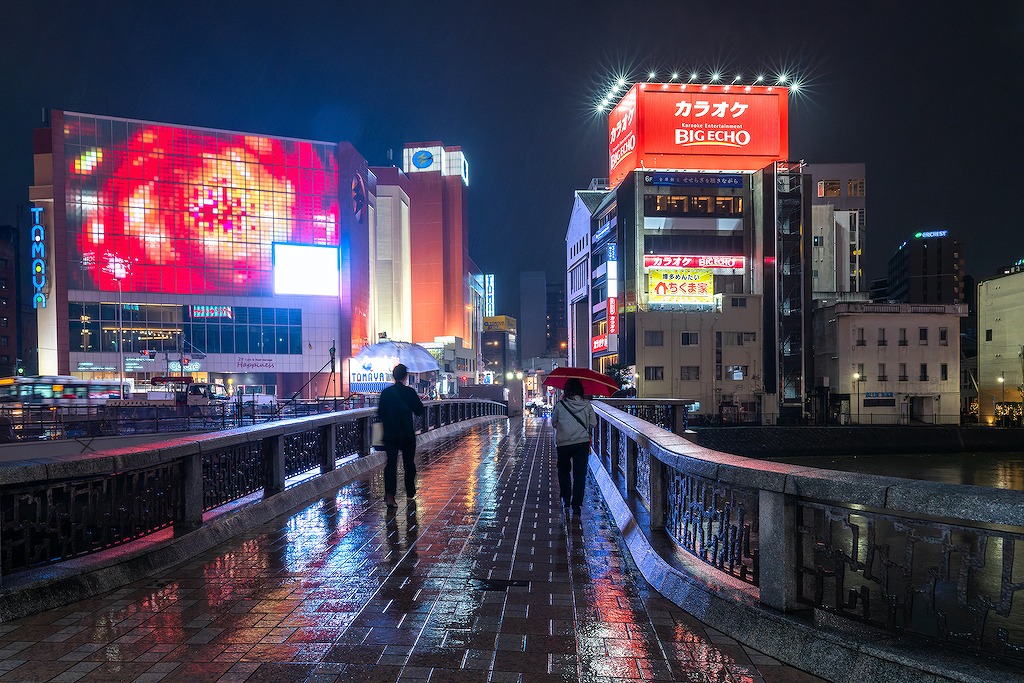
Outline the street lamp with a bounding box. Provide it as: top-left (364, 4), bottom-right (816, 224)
top-left (998, 372), bottom-right (1005, 427)
top-left (113, 268), bottom-right (126, 399)
top-left (852, 372), bottom-right (861, 424)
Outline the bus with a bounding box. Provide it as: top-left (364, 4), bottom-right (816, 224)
top-left (0, 376), bottom-right (125, 408)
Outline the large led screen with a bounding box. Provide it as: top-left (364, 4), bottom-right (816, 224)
top-left (63, 114), bottom-right (340, 295)
top-left (273, 243), bottom-right (340, 296)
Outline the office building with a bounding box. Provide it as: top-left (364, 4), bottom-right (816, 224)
top-left (888, 230), bottom-right (964, 304)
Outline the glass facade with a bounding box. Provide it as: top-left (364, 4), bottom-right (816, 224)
top-left (63, 114), bottom-right (340, 296)
top-left (69, 302), bottom-right (303, 355)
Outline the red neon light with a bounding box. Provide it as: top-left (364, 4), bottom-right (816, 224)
top-left (644, 254), bottom-right (745, 269)
top-left (592, 334), bottom-right (609, 353)
top-left (66, 118), bottom-right (340, 295)
top-left (607, 297), bottom-right (618, 335)
top-left (609, 84), bottom-right (788, 187)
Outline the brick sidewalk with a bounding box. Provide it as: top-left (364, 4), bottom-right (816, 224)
top-left (0, 417), bottom-right (823, 682)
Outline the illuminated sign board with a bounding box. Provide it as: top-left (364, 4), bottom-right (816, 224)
top-left (647, 268), bottom-right (715, 306)
top-left (592, 334), bottom-right (609, 353)
top-left (485, 274), bottom-right (495, 317)
top-left (483, 315), bottom-right (517, 333)
top-left (644, 254), bottom-right (745, 270)
top-left (915, 230), bottom-right (948, 239)
top-left (273, 244), bottom-right (340, 296)
top-left (30, 206), bottom-right (46, 308)
top-left (190, 305), bottom-right (233, 319)
top-left (607, 297), bottom-right (618, 335)
top-left (643, 172), bottom-right (743, 188)
top-left (64, 114), bottom-right (340, 296)
top-left (610, 83), bottom-right (788, 187)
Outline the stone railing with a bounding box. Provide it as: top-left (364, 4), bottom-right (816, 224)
top-left (0, 399), bottom-right (506, 577)
top-left (591, 401), bottom-right (1024, 664)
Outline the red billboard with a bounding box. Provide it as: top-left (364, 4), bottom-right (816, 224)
top-left (643, 255), bottom-right (745, 270)
top-left (64, 115), bottom-right (340, 295)
top-left (609, 83), bottom-right (788, 187)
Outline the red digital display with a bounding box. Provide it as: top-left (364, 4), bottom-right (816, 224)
top-left (609, 83), bottom-right (788, 187)
top-left (607, 297), bottom-right (618, 334)
top-left (64, 115), bottom-right (340, 295)
top-left (643, 255), bottom-right (745, 269)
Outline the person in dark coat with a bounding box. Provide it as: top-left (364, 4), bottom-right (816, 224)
top-left (377, 363), bottom-right (425, 508)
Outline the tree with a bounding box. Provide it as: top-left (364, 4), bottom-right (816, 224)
top-left (605, 363), bottom-right (633, 390)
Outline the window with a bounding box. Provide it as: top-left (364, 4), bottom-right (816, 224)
top-left (0, 317), bottom-right (7, 328)
top-left (919, 327), bottom-right (928, 344)
top-left (899, 363), bottom-right (908, 381)
top-left (731, 297), bottom-right (746, 308)
top-left (919, 363), bottom-right (928, 381)
top-left (856, 328), bottom-right (866, 346)
top-left (0, 355), bottom-right (7, 365)
top-left (0, 336), bottom-right (7, 346)
top-left (680, 366), bottom-right (700, 381)
top-left (878, 363), bottom-right (887, 382)
top-left (644, 194), bottom-right (743, 218)
top-left (817, 180), bottom-right (840, 197)
top-left (856, 363), bottom-right (865, 380)
top-left (941, 363), bottom-right (948, 381)
top-left (726, 365), bottom-right (749, 380)
top-left (680, 332), bottom-right (699, 346)
top-left (848, 179), bottom-right (865, 197)
top-left (644, 366), bottom-right (665, 381)
top-left (877, 328), bottom-right (887, 346)
top-left (986, 329), bottom-right (993, 342)
top-left (0, 298), bottom-right (6, 307)
top-left (644, 330), bottom-right (664, 346)
top-left (899, 328), bottom-right (908, 346)
top-left (0, 279), bottom-right (6, 290)
top-left (939, 327), bottom-right (948, 345)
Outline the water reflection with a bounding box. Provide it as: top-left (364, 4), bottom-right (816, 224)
top-left (768, 452), bottom-right (1024, 490)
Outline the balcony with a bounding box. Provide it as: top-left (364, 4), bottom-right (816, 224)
top-left (878, 376), bottom-right (888, 382)
top-left (877, 340), bottom-right (888, 346)
top-left (898, 340), bottom-right (909, 346)
top-left (899, 375), bottom-right (909, 381)
top-left (856, 340), bottom-right (866, 346)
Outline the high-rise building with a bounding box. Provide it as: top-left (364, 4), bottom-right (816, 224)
top-left (367, 166), bottom-right (413, 344)
top-left (519, 271), bottom-right (547, 362)
top-left (569, 83), bottom-right (813, 422)
top-left (804, 163), bottom-right (867, 290)
top-left (401, 143), bottom-right (483, 358)
top-left (545, 280), bottom-right (566, 355)
top-left (482, 315), bottom-right (517, 380)
top-left (887, 230), bottom-right (964, 304)
top-left (29, 111), bottom-right (372, 399)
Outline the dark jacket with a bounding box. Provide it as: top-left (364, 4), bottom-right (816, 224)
top-left (377, 382), bottom-right (425, 441)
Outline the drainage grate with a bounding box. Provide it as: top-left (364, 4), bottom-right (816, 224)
top-left (471, 578), bottom-right (530, 591)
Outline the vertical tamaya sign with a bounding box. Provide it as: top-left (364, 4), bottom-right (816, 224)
top-left (609, 83), bottom-right (788, 187)
top-left (30, 206), bottom-right (47, 309)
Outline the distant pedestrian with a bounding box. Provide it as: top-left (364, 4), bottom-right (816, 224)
top-left (551, 377), bottom-right (597, 518)
top-left (377, 363), bottom-right (425, 508)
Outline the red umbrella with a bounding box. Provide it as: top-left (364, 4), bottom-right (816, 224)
top-left (543, 366), bottom-right (619, 397)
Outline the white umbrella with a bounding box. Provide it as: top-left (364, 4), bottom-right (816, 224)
top-left (352, 341), bottom-right (440, 374)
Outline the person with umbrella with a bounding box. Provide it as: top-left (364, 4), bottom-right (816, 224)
top-left (550, 377), bottom-right (597, 518)
top-left (377, 363), bottom-right (425, 508)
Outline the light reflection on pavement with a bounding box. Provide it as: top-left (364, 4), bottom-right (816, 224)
top-left (0, 417), bottom-right (822, 682)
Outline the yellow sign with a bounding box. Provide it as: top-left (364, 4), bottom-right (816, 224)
top-left (647, 268), bottom-right (715, 305)
top-left (483, 315), bottom-right (517, 333)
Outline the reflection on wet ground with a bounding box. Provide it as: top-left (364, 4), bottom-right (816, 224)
top-left (0, 417), bottom-right (822, 682)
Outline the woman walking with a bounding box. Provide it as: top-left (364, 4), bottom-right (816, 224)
top-left (550, 377), bottom-right (597, 517)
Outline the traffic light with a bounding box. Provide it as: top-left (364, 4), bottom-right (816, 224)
top-left (181, 357), bottom-right (190, 366)
top-left (461, 375), bottom-right (468, 383)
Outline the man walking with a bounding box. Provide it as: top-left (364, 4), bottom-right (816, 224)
top-left (377, 363), bottom-right (425, 508)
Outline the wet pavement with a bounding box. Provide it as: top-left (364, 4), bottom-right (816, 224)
top-left (0, 417), bottom-right (823, 682)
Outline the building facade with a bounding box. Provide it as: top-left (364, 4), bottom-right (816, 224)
top-left (0, 225), bottom-right (19, 378)
top-left (567, 83), bottom-right (813, 422)
top-left (481, 315), bottom-right (517, 381)
top-left (400, 143), bottom-right (483, 371)
top-left (812, 302), bottom-right (966, 424)
top-left (805, 163), bottom-right (866, 291)
top-left (887, 230), bottom-right (964, 304)
top-left (977, 267), bottom-right (1024, 425)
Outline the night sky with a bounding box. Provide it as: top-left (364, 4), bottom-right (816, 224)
top-left (3, 1), bottom-right (1022, 318)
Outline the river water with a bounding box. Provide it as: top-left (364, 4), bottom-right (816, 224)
top-left (764, 452), bottom-right (1024, 491)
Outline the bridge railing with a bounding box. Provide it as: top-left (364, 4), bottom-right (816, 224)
top-left (0, 399), bottom-right (506, 576)
top-left (592, 401), bottom-right (1024, 663)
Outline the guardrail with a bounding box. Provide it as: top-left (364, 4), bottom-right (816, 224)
top-left (591, 401), bottom-right (1024, 663)
top-left (0, 399), bottom-right (506, 576)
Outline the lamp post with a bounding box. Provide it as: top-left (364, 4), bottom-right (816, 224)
top-left (114, 270), bottom-right (125, 399)
top-left (998, 372), bottom-right (1005, 427)
top-left (852, 372), bottom-right (861, 425)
